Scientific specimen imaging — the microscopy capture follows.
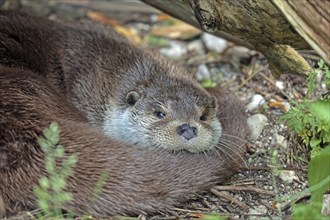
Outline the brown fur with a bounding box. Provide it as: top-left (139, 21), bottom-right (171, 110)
top-left (0, 10), bottom-right (224, 153)
top-left (0, 10), bottom-right (248, 217)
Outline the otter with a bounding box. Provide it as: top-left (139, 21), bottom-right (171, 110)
top-left (0, 10), bottom-right (248, 217)
top-left (0, 10), bottom-right (221, 153)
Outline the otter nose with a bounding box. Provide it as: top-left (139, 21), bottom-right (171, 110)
top-left (176, 123), bottom-right (198, 140)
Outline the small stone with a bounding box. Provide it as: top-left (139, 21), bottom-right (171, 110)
top-left (279, 170), bottom-right (296, 183)
top-left (275, 81), bottom-right (285, 90)
top-left (187, 39), bottom-right (204, 55)
top-left (195, 64), bottom-right (211, 81)
top-left (246, 94), bottom-right (267, 111)
top-left (201, 33), bottom-right (228, 53)
top-left (272, 134), bottom-right (288, 149)
top-left (248, 205), bottom-right (267, 215)
top-left (322, 194), bottom-right (330, 216)
top-left (247, 114), bottom-right (268, 141)
top-left (159, 41), bottom-right (186, 60)
top-left (247, 144), bottom-right (256, 154)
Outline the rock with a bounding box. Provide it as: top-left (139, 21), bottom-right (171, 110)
top-left (275, 81), bottom-right (285, 90)
top-left (195, 64), bottom-right (211, 81)
top-left (279, 170), bottom-right (297, 184)
top-left (159, 41), bottom-right (187, 60)
top-left (322, 194), bottom-right (330, 216)
top-left (272, 134), bottom-right (288, 149)
top-left (222, 46), bottom-right (253, 69)
top-left (246, 94), bottom-right (267, 111)
top-left (187, 39), bottom-right (205, 55)
top-left (248, 205), bottom-right (268, 217)
top-left (201, 33), bottom-right (228, 53)
top-left (247, 114), bottom-right (268, 141)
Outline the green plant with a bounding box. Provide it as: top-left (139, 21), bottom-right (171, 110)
top-left (281, 60), bottom-right (330, 157)
top-left (200, 213), bottom-right (226, 220)
top-left (281, 60), bottom-right (330, 219)
top-left (292, 146), bottom-right (330, 220)
top-left (34, 122), bottom-right (77, 219)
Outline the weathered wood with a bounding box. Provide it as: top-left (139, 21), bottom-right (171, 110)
top-left (142, 0), bottom-right (329, 76)
top-left (272, 0), bottom-right (330, 65)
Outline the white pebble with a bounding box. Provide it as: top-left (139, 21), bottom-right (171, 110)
top-left (275, 81), bottom-right (284, 90)
top-left (279, 170), bottom-right (296, 184)
top-left (195, 64), bottom-right (211, 81)
top-left (246, 94), bottom-right (266, 111)
top-left (201, 33), bottom-right (228, 53)
top-left (247, 114), bottom-right (268, 141)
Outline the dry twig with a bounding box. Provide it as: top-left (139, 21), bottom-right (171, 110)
top-left (210, 188), bottom-right (250, 212)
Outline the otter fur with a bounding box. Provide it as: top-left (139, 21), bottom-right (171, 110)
top-left (0, 10), bottom-right (221, 153)
top-left (0, 10), bottom-right (248, 217)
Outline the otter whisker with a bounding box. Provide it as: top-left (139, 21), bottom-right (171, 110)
top-left (218, 144), bottom-right (242, 162)
top-left (220, 137), bottom-right (246, 152)
top-left (222, 133), bottom-right (250, 144)
top-left (216, 144), bottom-right (245, 168)
top-left (217, 141), bottom-right (247, 168)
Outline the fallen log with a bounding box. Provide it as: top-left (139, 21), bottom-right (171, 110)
top-left (142, 0), bottom-right (330, 76)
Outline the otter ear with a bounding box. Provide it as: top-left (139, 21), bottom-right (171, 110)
top-left (210, 96), bottom-right (218, 109)
top-left (126, 91), bottom-right (141, 106)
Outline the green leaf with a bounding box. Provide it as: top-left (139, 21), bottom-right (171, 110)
top-left (309, 101), bottom-right (330, 124)
top-left (54, 147), bottom-right (64, 158)
top-left (307, 69), bottom-right (317, 97)
top-left (201, 214), bottom-right (226, 220)
top-left (45, 157), bottom-right (56, 174)
top-left (318, 60), bottom-right (325, 68)
top-left (201, 79), bottom-right (216, 88)
top-left (310, 138), bottom-right (321, 148)
top-left (52, 178), bottom-right (66, 192)
top-left (38, 200), bottom-right (50, 213)
top-left (43, 122), bottom-right (60, 146)
top-left (308, 146), bottom-right (330, 213)
top-left (293, 204), bottom-right (326, 220)
top-left (38, 137), bottom-right (51, 153)
top-left (39, 177), bottom-right (50, 189)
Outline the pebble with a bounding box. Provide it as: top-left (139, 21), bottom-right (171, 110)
top-left (201, 33), bottom-right (228, 53)
top-left (159, 41), bottom-right (186, 60)
top-left (187, 39), bottom-right (205, 55)
top-left (279, 170), bottom-right (297, 183)
top-left (248, 205), bottom-right (268, 215)
top-left (272, 134), bottom-right (288, 149)
top-left (275, 81), bottom-right (285, 90)
top-left (322, 194), bottom-right (330, 216)
top-left (247, 114), bottom-right (268, 141)
top-left (246, 94), bottom-right (267, 111)
top-left (195, 64), bottom-right (211, 81)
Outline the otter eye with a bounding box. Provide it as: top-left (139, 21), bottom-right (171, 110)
top-left (154, 111), bottom-right (166, 119)
top-left (200, 115), bottom-right (207, 121)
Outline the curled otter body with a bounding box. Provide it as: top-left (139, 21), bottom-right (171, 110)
top-left (0, 10), bottom-right (221, 153)
top-left (0, 11), bottom-right (248, 217)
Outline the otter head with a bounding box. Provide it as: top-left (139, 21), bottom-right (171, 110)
top-left (103, 76), bottom-right (222, 153)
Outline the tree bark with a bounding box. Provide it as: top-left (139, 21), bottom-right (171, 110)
top-left (272, 0), bottom-right (330, 65)
top-left (142, 0), bottom-right (330, 76)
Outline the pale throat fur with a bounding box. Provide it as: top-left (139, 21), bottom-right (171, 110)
top-left (69, 54), bottom-right (223, 153)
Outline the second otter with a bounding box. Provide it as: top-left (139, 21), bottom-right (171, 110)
top-left (0, 11), bottom-right (221, 153)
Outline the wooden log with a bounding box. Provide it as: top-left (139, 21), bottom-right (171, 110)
top-left (272, 0), bottom-right (330, 65)
top-left (142, 0), bottom-right (329, 76)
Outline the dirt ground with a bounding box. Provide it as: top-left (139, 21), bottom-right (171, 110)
top-left (1, 0), bottom-right (327, 219)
